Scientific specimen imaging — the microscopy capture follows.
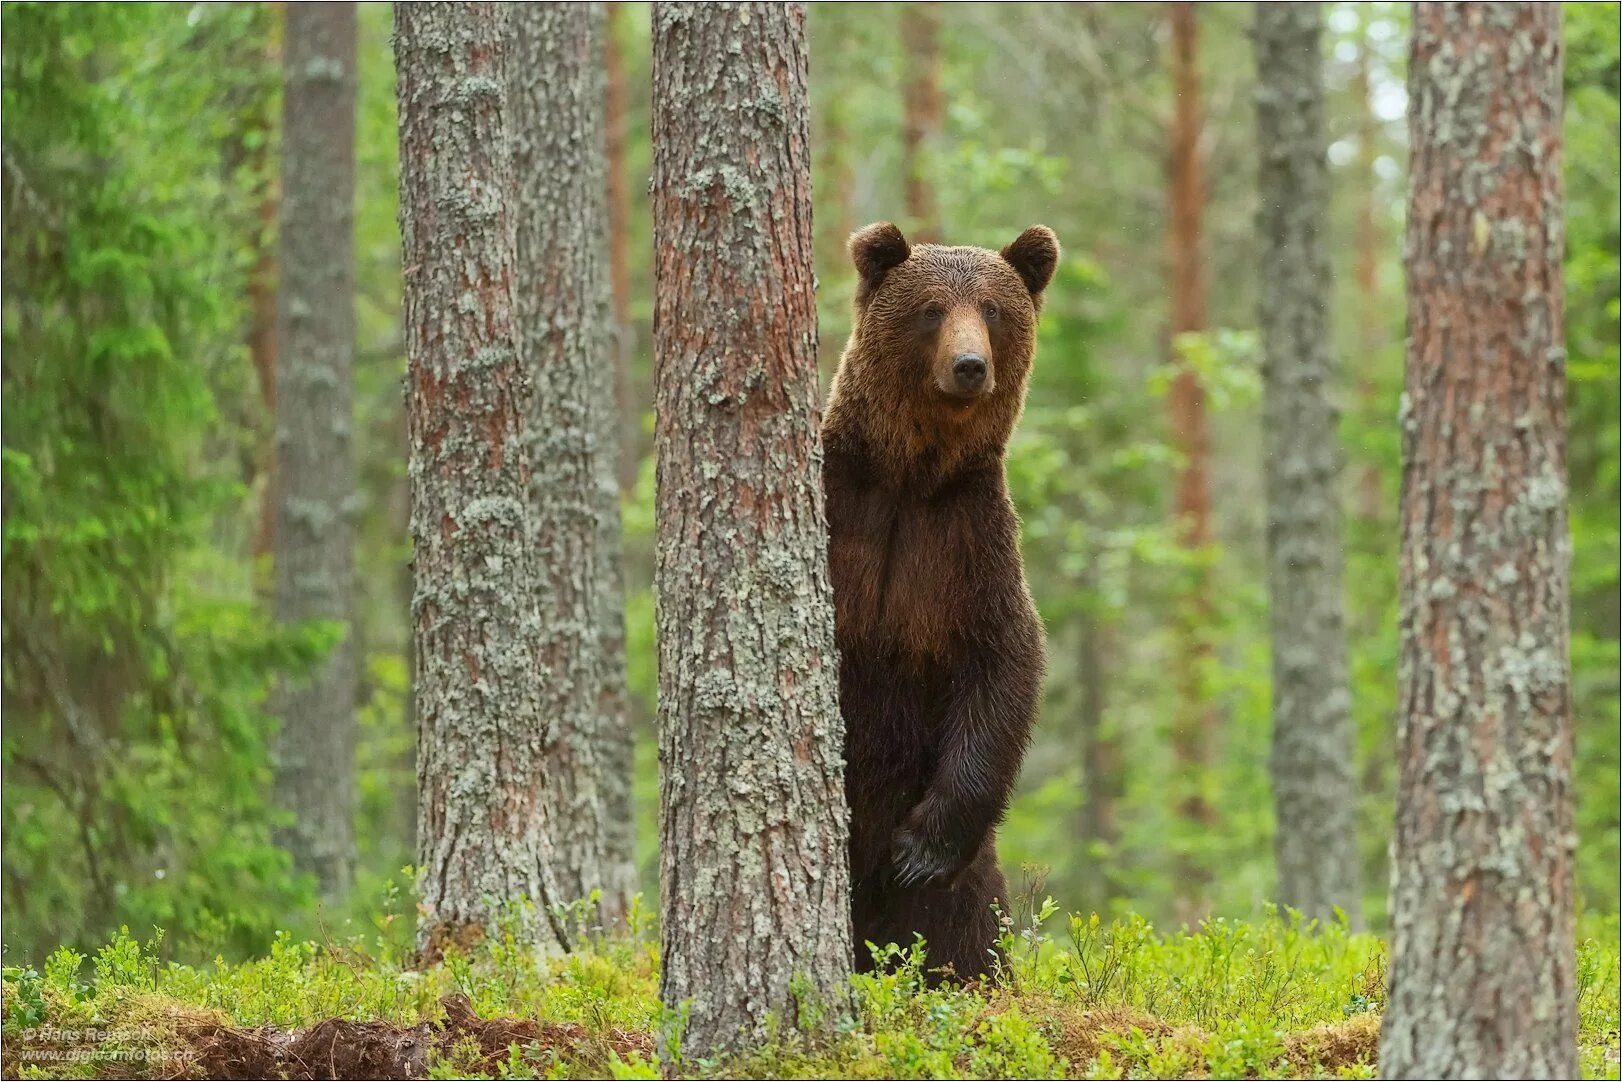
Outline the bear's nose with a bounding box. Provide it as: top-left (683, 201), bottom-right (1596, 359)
top-left (953, 353), bottom-right (988, 393)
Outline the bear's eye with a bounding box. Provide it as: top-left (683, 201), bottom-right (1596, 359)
top-left (981, 301), bottom-right (1000, 322)
top-left (920, 304), bottom-right (945, 328)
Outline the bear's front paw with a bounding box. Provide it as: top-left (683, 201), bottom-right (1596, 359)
top-left (890, 820), bottom-right (960, 888)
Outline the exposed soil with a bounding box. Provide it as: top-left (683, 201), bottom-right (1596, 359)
top-left (5, 994), bottom-right (654, 1081)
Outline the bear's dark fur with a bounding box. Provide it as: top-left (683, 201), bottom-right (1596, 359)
top-left (822, 221), bottom-right (1056, 981)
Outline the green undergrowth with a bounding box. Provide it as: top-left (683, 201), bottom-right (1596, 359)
top-left (2, 901), bottom-right (1616, 1080)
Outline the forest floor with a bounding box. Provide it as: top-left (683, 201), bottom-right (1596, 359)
top-left (2, 907), bottom-right (1617, 1080)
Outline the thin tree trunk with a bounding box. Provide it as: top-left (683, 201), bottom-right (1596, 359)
top-left (248, 0), bottom-right (280, 572)
top-left (1380, 5), bottom-right (1574, 1077)
top-left (510, 1), bottom-right (636, 928)
top-left (1165, 0), bottom-right (1216, 921)
top-left (1351, 14), bottom-right (1386, 522)
top-left (900, 2), bottom-right (942, 241)
top-left (604, 0), bottom-right (638, 494)
top-left (1076, 561), bottom-right (1119, 911)
top-left (272, 0), bottom-right (357, 901)
top-left (651, 2), bottom-right (851, 1060)
top-left (394, 0), bottom-right (568, 960)
top-left (1254, 2), bottom-right (1362, 927)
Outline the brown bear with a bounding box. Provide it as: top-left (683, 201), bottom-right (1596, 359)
top-left (822, 221), bottom-right (1056, 981)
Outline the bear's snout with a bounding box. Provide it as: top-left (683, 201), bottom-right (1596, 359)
top-left (951, 353), bottom-right (987, 394)
top-left (934, 307), bottom-right (994, 400)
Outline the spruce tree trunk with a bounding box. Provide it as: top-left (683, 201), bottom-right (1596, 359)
top-left (1380, 5), bottom-right (1575, 1076)
top-left (1253, 1), bottom-right (1361, 927)
top-left (651, 2), bottom-right (851, 1060)
top-left (394, 0), bottom-right (568, 960)
top-left (510, 1), bottom-right (637, 927)
top-left (273, 0), bottom-right (357, 901)
top-left (1165, 0), bottom-right (1216, 920)
top-left (900, 2), bottom-right (942, 241)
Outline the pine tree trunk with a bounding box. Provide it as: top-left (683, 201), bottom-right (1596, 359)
top-left (394, 0), bottom-right (568, 960)
top-left (272, 0), bottom-right (357, 901)
top-left (1165, 0), bottom-right (1216, 920)
top-left (651, 2), bottom-right (851, 1060)
top-left (900, 2), bottom-right (942, 241)
top-left (248, 7), bottom-right (281, 573)
top-left (1351, 16), bottom-right (1386, 522)
top-left (1380, 5), bottom-right (1575, 1076)
top-left (604, 0), bottom-right (638, 494)
top-left (510, 1), bottom-right (637, 928)
top-left (1254, 2), bottom-right (1361, 927)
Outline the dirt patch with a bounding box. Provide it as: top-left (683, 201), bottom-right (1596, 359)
top-left (172, 994), bottom-right (652, 1080)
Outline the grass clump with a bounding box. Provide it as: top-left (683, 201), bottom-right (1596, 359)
top-left (2, 897), bottom-right (1616, 1080)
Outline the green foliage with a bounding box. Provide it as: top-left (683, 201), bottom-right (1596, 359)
top-left (0, 2), bottom-right (319, 959)
top-left (3, 910), bottom-right (1617, 1079)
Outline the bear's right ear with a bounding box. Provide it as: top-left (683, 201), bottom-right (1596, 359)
top-left (849, 222), bottom-right (911, 300)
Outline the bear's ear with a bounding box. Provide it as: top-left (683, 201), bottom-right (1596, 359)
top-left (1001, 225), bottom-right (1060, 297)
top-left (849, 221), bottom-right (911, 298)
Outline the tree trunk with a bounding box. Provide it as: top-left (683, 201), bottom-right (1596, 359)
top-left (510, 1), bottom-right (637, 928)
top-left (604, 0), bottom-right (638, 494)
top-left (272, 0), bottom-right (357, 901)
top-left (1076, 580), bottom-right (1119, 912)
top-left (394, 0), bottom-right (568, 960)
top-left (1351, 15), bottom-right (1386, 522)
top-left (900, 2), bottom-right (942, 241)
top-left (1380, 5), bottom-right (1575, 1077)
top-left (1254, 2), bottom-right (1362, 927)
top-left (651, 2), bottom-right (851, 1060)
top-left (1165, 0), bottom-right (1216, 920)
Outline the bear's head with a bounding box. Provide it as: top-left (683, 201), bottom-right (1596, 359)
top-left (827, 222), bottom-right (1059, 476)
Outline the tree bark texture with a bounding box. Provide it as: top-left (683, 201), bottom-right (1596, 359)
top-left (1165, 0), bottom-right (1216, 918)
top-left (273, 0), bottom-right (357, 901)
top-left (510, 1), bottom-right (637, 927)
top-left (900, 2), bottom-right (942, 242)
top-left (394, 0), bottom-right (568, 959)
top-left (1253, 1), bottom-right (1362, 927)
top-left (651, 1), bottom-right (851, 1060)
top-left (1380, 5), bottom-right (1575, 1077)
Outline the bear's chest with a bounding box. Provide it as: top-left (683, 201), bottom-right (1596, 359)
top-left (826, 482), bottom-right (982, 662)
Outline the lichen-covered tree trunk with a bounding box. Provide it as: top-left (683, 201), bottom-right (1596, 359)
top-left (272, 0), bottom-right (357, 901)
top-left (510, 1), bottom-right (637, 928)
top-left (1165, 0), bottom-right (1216, 920)
top-left (900, 2), bottom-right (942, 241)
top-left (1253, 2), bottom-right (1361, 927)
top-left (1380, 5), bottom-right (1575, 1077)
top-left (394, 0), bottom-right (567, 960)
top-left (651, 2), bottom-right (851, 1060)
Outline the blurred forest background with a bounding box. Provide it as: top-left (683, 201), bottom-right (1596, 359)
top-left (2, 1), bottom-right (1617, 963)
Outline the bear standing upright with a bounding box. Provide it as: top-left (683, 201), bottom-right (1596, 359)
top-left (822, 221), bottom-right (1056, 981)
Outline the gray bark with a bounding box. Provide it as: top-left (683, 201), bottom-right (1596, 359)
top-left (394, 0), bottom-right (568, 960)
top-left (1380, 5), bottom-right (1575, 1077)
top-left (510, 2), bottom-right (637, 927)
top-left (651, 1), bottom-right (851, 1061)
top-left (1253, 2), bottom-right (1362, 927)
top-left (273, 0), bottom-right (357, 901)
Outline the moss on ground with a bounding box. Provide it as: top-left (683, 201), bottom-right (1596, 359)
top-left (2, 904), bottom-right (1616, 1080)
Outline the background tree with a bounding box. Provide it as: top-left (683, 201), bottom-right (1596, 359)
top-left (1380, 4), bottom-right (1575, 1076)
top-left (651, 1), bottom-right (851, 1059)
top-left (271, 0), bottom-right (358, 902)
top-left (394, 0), bottom-right (567, 958)
top-left (1165, 0), bottom-right (1217, 919)
top-left (510, 1), bottom-right (636, 926)
top-left (1253, 2), bottom-right (1361, 926)
top-left (901, 2), bottom-right (943, 240)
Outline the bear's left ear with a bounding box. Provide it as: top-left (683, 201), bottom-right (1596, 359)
top-left (1001, 225), bottom-right (1060, 297)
